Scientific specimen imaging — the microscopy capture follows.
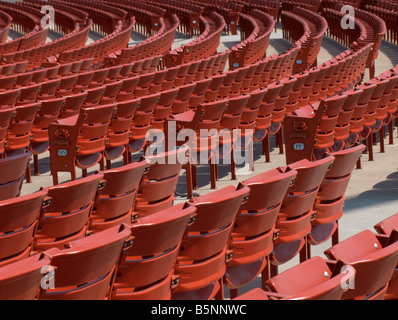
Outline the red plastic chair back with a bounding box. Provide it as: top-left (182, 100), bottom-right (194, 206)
top-left (31, 98), bottom-right (65, 152)
top-left (112, 203), bottom-right (196, 300)
top-left (5, 103), bottom-right (40, 155)
top-left (263, 256), bottom-right (356, 300)
top-left (272, 156), bottom-right (335, 265)
top-left (324, 229), bottom-right (398, 300)
top-left (0, 189), bottom-right (48, 267)
top-left (129, 93), bottom-right (161, 153)
top-left (34, 173), bottom-right (105, 251)
top-left (0, 108), bottom-right (15, 155)
top-left (90, 160), bottom-right (149, 232)
top-left (172, 184), bottom-right (250, 300)
top-left (135, 147), bottom-right (189, 217)
top-left (58, 91), bottom-right (87, 119)
top-left (224, 168), bottom-right (297, 290)
top-left (0, 253), bottom-right (51, 300)
top-left (309, 144), bottom-right (366, 245)
top-left (105, 98), bottom-right (140, 161)
top-left (0, 151), bottom-right (31, 200)
top-left (40, 224), bottom-right (131, 300)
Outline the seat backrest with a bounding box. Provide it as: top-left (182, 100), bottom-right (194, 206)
top-left (83, 85), bottom-right (106, 107)
top-left (0, 88), bottom-right (20, 108)
top-left (76, 104), bottom-right (116, 156)
top-left (0, 151), bottom-right (32, 200)
top-left (0, 189), bottom-right (49, 267)
top-left (112, 203), bottom-right (196, 300)
top-left (105, 98), bottom-right (140, 158)
top-left (5, 102), bottom-right (40, 154)
top-left (374, 213), bottom-right (398, 236)
top-left (172, 184), bottom-right (250, 297)
top-left (284, 156), bottom-right (335, 196)
top-left (324, 144), bottom-right (366, 179)
top-left (34, 173), bottom-right (105, 251)
top-left (239, 87), bottom-right (268, 129)
top-left (235, 168), bottom-right (298, 238)
top-left (324, 229), bottom-right (398, 299)
top-left (17, 83), bottom-right (41, 105)
top-left (183, 184), bottom-right (250, 260)
top-left (264, 256), bottom-right (355, 300)
top-left (59, 91), bottom-right (87, 119)
top-left (31, 98), bottom-right (65, 144)
top-left (219, 94), bottom-right (250, 131)
top-left (0, 253), bottom-right (51, 300)
top-left (135, 147), bottom-right (189, 217)
top-left (310, 144), bottom-right (366, 240)
top-left (90, 160), bottom-right (149, 233)
top-left (272, 156), bottom-right (335, 258)
top-left (0, 107), bottom-right (15, 155)
top-left (195, 99), bottom-right (228, 134)
top-left (39, 224), bottom-right (132, 300)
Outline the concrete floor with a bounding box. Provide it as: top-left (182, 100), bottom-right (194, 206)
top-left (9, 21), bottom-right (398, 298)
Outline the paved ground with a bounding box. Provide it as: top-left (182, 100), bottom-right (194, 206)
top-left (8, 21), bottom-right (398, 298)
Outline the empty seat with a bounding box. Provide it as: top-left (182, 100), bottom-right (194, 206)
top-left (17, 84), bottom-right (41, 106)
top-left (4, 102), bottom-right (40, 158)
top-left (0, 107), bottom-right (15, 156)
top-left (374, 213), bottom-right (398, 300)
top-left (34, 173), bottom-right (105, 251)
top-left (172, 184), bottom-right (250, 300)
top-left (128, 93), bottom-right (160, 154)
top-left (324, 229), bottom-right (398, 300)
top-left (151, 87), bottom-right (179, 131)
top-left (0, 253), bottom-right (51, 300)
top-left (39, 224), bottom-right (132, 300)
top-left (104, 99), bottom-right (140, 168)
top-left (234, 256), bottom-right (356, 300)
top-left (217, 94), bottom-right (250, 179)
top-left (0, 152), bottom-right (32, 200)
top-left (270, 156), bottom-right (335, 275)
top-left (37, 79), bottom-right (60, 101)
top-left (0, 89), bottom-right (20, 108)
top-left (56, 75), bottom-right (78, 97)
top-left (225, 168), bottom-right (298, 299)
top-left (58, 91), bottom-right (87, 119)
top-left (0, 189), bottom-right (49, 268)
top-left (90, 160), bottom-right (149, 233)
top-left (307, 144), bottom-right (366, 255)
top-left (166, 100), bottom-right (229, 198)
top-left (112, 203), bottom-right (196, 300)
top-left (135, 147), bottom-right (189, 218)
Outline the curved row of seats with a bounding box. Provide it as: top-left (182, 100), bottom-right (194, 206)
top-left (144, 0), bottom-right (203, 37)
top-left (103, 0), bottom-right (167, 36)
top-left (184, 0), bottom-right (243, 35)
top-left (165, 12), bottom-right (226, 67)
top-left (0, 3), bottom-right (375, 184)
top-left (0, 2), bottom-right (376, 181)
top-left (105, 14), bottom-right (179, 66)
top-left (50, 0), bottom-right (127, 35)
top-left (0, 9), bottom-right (12, 43)
top-left (282, 0), bottom-right (322, 13)
top-left (1, 144), bottom-right (397, 300)
top-left (2, 19), bottom-right (92, 70)
top-left (0, 0), bottom-right (397, 301)
top-left (0, 3), bottom-right (48, 54)
top-left (57, 18), bottom-right (135, 66)
top-left (229, 9), bottom-right (275, 70)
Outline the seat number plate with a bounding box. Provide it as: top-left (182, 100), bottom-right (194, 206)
top-left (294, 143), bottom-right (304, 151)
top-left (58, 149), bottom-right (67, 156)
